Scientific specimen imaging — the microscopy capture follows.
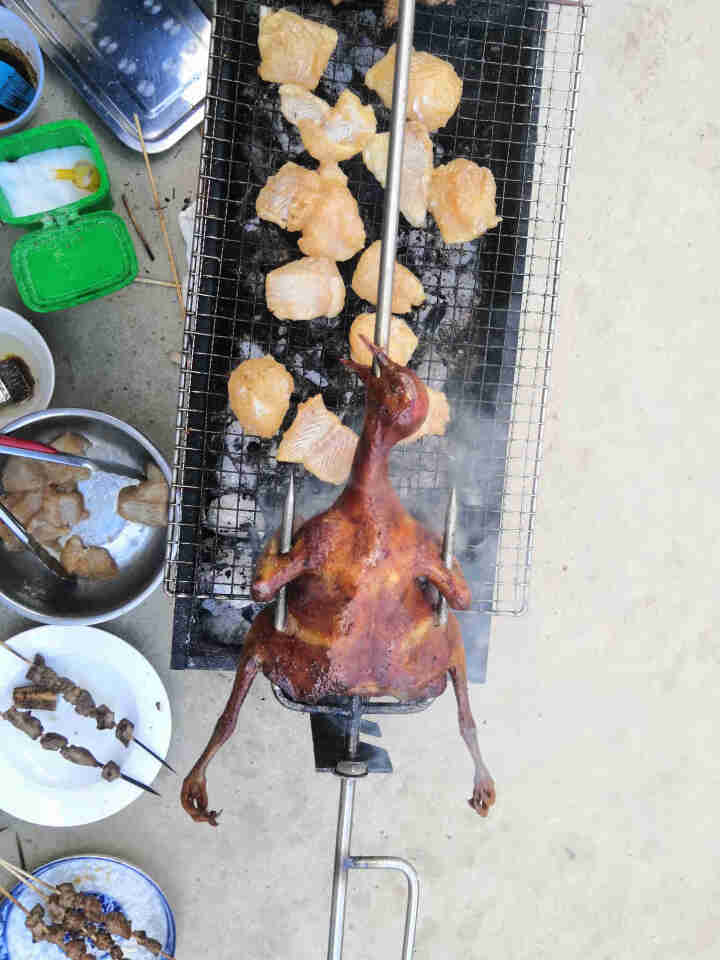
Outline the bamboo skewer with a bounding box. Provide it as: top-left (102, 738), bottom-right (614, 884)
top-left (133, 277), bottom-right (177, 289)
top-left (121, 193), bottom-right (155, 261)
top-left (133, 114), bottom-right (185, 321)
top-left (0, 882), bottom-right (30, 913)
top-left (0, 638), bottom-right (31, 664)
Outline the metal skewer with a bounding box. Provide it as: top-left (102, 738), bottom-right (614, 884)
top-left (436, 487), bottom-right (457, 626)
top-left (274, 470), bottom-right (295, 632)
top-left (373, 0), bottom-right (417, 373)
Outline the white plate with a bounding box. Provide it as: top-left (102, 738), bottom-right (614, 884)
top-left (0, 308), bottom-right (55, 429)
top-left (0, 854), bottom-right (175, 960)
top-left (0, 625), bottom-right (171, 827)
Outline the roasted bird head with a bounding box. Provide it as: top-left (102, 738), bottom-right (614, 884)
top-left (343, 337), bottom-right (429, 447)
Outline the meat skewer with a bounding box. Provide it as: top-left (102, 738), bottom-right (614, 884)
top-left (0, 860), bottom-right (174, 960)
top-left (0, 640), bottom-right (174, 772)
top-left (0, 707), bottom-right (161, 796)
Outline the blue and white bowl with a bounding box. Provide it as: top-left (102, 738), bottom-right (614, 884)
top-left (0, 855), bottom-right (175, 960)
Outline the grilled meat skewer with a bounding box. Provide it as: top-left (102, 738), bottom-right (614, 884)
top-left (0, 709), bottom-right (160, 795)
top-left (12, 685), bottom-right (58, 711)
top-left (24, 654), bottom-right (173, 771)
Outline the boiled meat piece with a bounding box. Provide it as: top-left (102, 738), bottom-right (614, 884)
top-left (227, 355), bottom-right (294, 439)
top-left (362, 121), bottom-right (433, 227)
top-left (429, 159), bottom-right (501, 243)
top-left (296, 90), bottom-right (376, 163)
top-left (278, 83), bottom-right (330, 126)
top-left (400, 386), bottom-right (450, 444)
top-left (266, 257), bottom-right (345, 320)
top-left (60, 536), bottom-right (118, 580)
top-left (277, 395), bottom-right (358, 485)
top-left (0, 489), bottom-right (44, 550)
top-left (256, 162), bottom-right (321, 230)
top-left (42, 432), bottom-right (91, 489)
top-left (365, 44), bottom-right (462, 132)
top-left (349, 313), bottom-right (418, 367)
top-left (257, 9), bottom-right (337, 90)
top-left (117, 464), bottom-right (169, 528)
top-left (182, 340), bottom-right (495, 827)
top-left (1, 456), bottom-right (45, 493)
top-left (351, 240), bottom-right (425, 314)
top-left (26, 489), bottom-right (88, 546)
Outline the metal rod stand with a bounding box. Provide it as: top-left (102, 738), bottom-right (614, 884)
top-left (326, 697), bottom-right (420, 960)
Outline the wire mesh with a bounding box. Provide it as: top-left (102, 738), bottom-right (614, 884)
top-left (166, 0), bottom-right (588, 623)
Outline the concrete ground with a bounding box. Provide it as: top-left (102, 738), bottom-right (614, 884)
top-left (1, 1), bottom-right (719, 958)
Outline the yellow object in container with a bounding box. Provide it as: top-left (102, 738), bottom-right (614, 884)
top-left (55, 161), bottom-right (100, 192)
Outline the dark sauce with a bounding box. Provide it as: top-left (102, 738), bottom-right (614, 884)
top-left (0, 354), bottom-right (35, 405)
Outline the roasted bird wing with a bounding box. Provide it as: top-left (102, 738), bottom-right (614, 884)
top-left (182, 343), bottom-right (495, 825)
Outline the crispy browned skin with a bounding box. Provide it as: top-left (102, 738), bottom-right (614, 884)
top-left (182, 342), bottom-right (495, 824)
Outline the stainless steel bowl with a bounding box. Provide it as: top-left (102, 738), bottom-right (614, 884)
top-left (0, 409), bottom-right (170, 625)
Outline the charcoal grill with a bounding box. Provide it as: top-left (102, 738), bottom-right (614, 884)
top-left (166, 0), bottom-right (587, 669)
top-left (166, 0), bottom-right (587, 955)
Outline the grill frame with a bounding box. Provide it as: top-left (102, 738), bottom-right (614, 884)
top-left (166, 0), bottom-right (588, 666)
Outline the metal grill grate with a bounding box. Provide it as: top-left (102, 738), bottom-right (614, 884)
top-left (166, 0), bottom-right (588, 633)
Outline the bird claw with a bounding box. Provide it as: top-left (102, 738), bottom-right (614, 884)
top-left (468, 774), bottom-right (496, 817)
top-left (181, 770), bottom-right (221, 827)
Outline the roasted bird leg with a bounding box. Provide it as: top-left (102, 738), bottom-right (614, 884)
top-left (182, 341), bottom-right (494, 823)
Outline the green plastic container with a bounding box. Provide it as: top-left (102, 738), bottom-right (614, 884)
top-left (0, 119), bottom-right (137, 312)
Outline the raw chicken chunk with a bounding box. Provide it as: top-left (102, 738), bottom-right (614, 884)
top-left (429, 159), bottom-right (501, 243)
top-left (257, 162), bottom-right (364, 260)
top-left (1, 456), bottom-right (46, 493)
top-left (383, 0), bottom-right (455, 26)
top-left (278, 84), bottom-right (330, 126)
top-left (60, 536), bottom-right (118, 580)
top-left (117, 463), bottom-right (169, 528)
top-left (297, 91), bottom-right (376, 163)
top-left (0, 490), bottom-right (43, 551)
top-left (365, 45), bottom-right (462, 132)
top-left (266, 257), bottom-right (345, 320)
top-left (351, 241), bottom-right (425, 314)
top-left (297, 183), bottom-right (365, 260)
top-left (400, 386), bottom-right (450, 444)
top-left (39, 489), bottom-right (88, 529)
top-left (349, 314), bottom-right (418, 367)
top-left (42, 432), bottom-right (91, 489)
top-left (256, 162), bottom-right (321, 230)
top-left (362, 121), bottom-right (433, 227)
top-left (277, 395), bottom-right (358, 485)
top-left (227, 355), bottom-right (294, 439)
top-left (257, 9), bottom-right (337, 90)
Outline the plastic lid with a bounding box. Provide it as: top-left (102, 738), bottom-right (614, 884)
top-left (11, 211), bottom-right (138, 313)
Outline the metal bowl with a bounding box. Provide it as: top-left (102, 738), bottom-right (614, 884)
top-left (0, 409), bottom-right (170, 625)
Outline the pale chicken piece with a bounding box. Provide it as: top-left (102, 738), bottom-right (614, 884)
top-left (382, 0), bottom-right (454, 27)
top-left (429, 159), bottom-right (501, 243)
top-left (278, 84), bottom-right (330, 126)
top-left (349, 314), bottom-right (418, 367)
top-left (277, 395), bottom-right (358, 485)
top-left (227, 355), bottom-right (294, 439)
top-left (117, 463), bottom-right (170, 528)
top-left (400, 386), bottom-right (451, 444)
top-left (256, 162), bottom-right (321, 230)
top-left (257, 9), bottom-right (337, 91)
top-left (318, 162), bottom-right (348, 185)
top-left (60, 536), bottom-right (118, 581)
top-left (266, 257), bottom-right (345, 321)
top-left (1, 457), bottom-right (46, 493)
top-left (362, 121), bottom-right (433, 227)
top-left (298, 182), bottom-right (365, 261)
top-left (351, 240), bottom-right (425, 314)
top-left (297, 90), bottom-right (376, 163)
top-left (27, 489), bottom-right (88, 547)
top-left (0, 490), bottom-right (43, 551)
top-left (42, 432), bottom-right (91, 489)
top-left (365, 45), bottom-right (462, 133)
